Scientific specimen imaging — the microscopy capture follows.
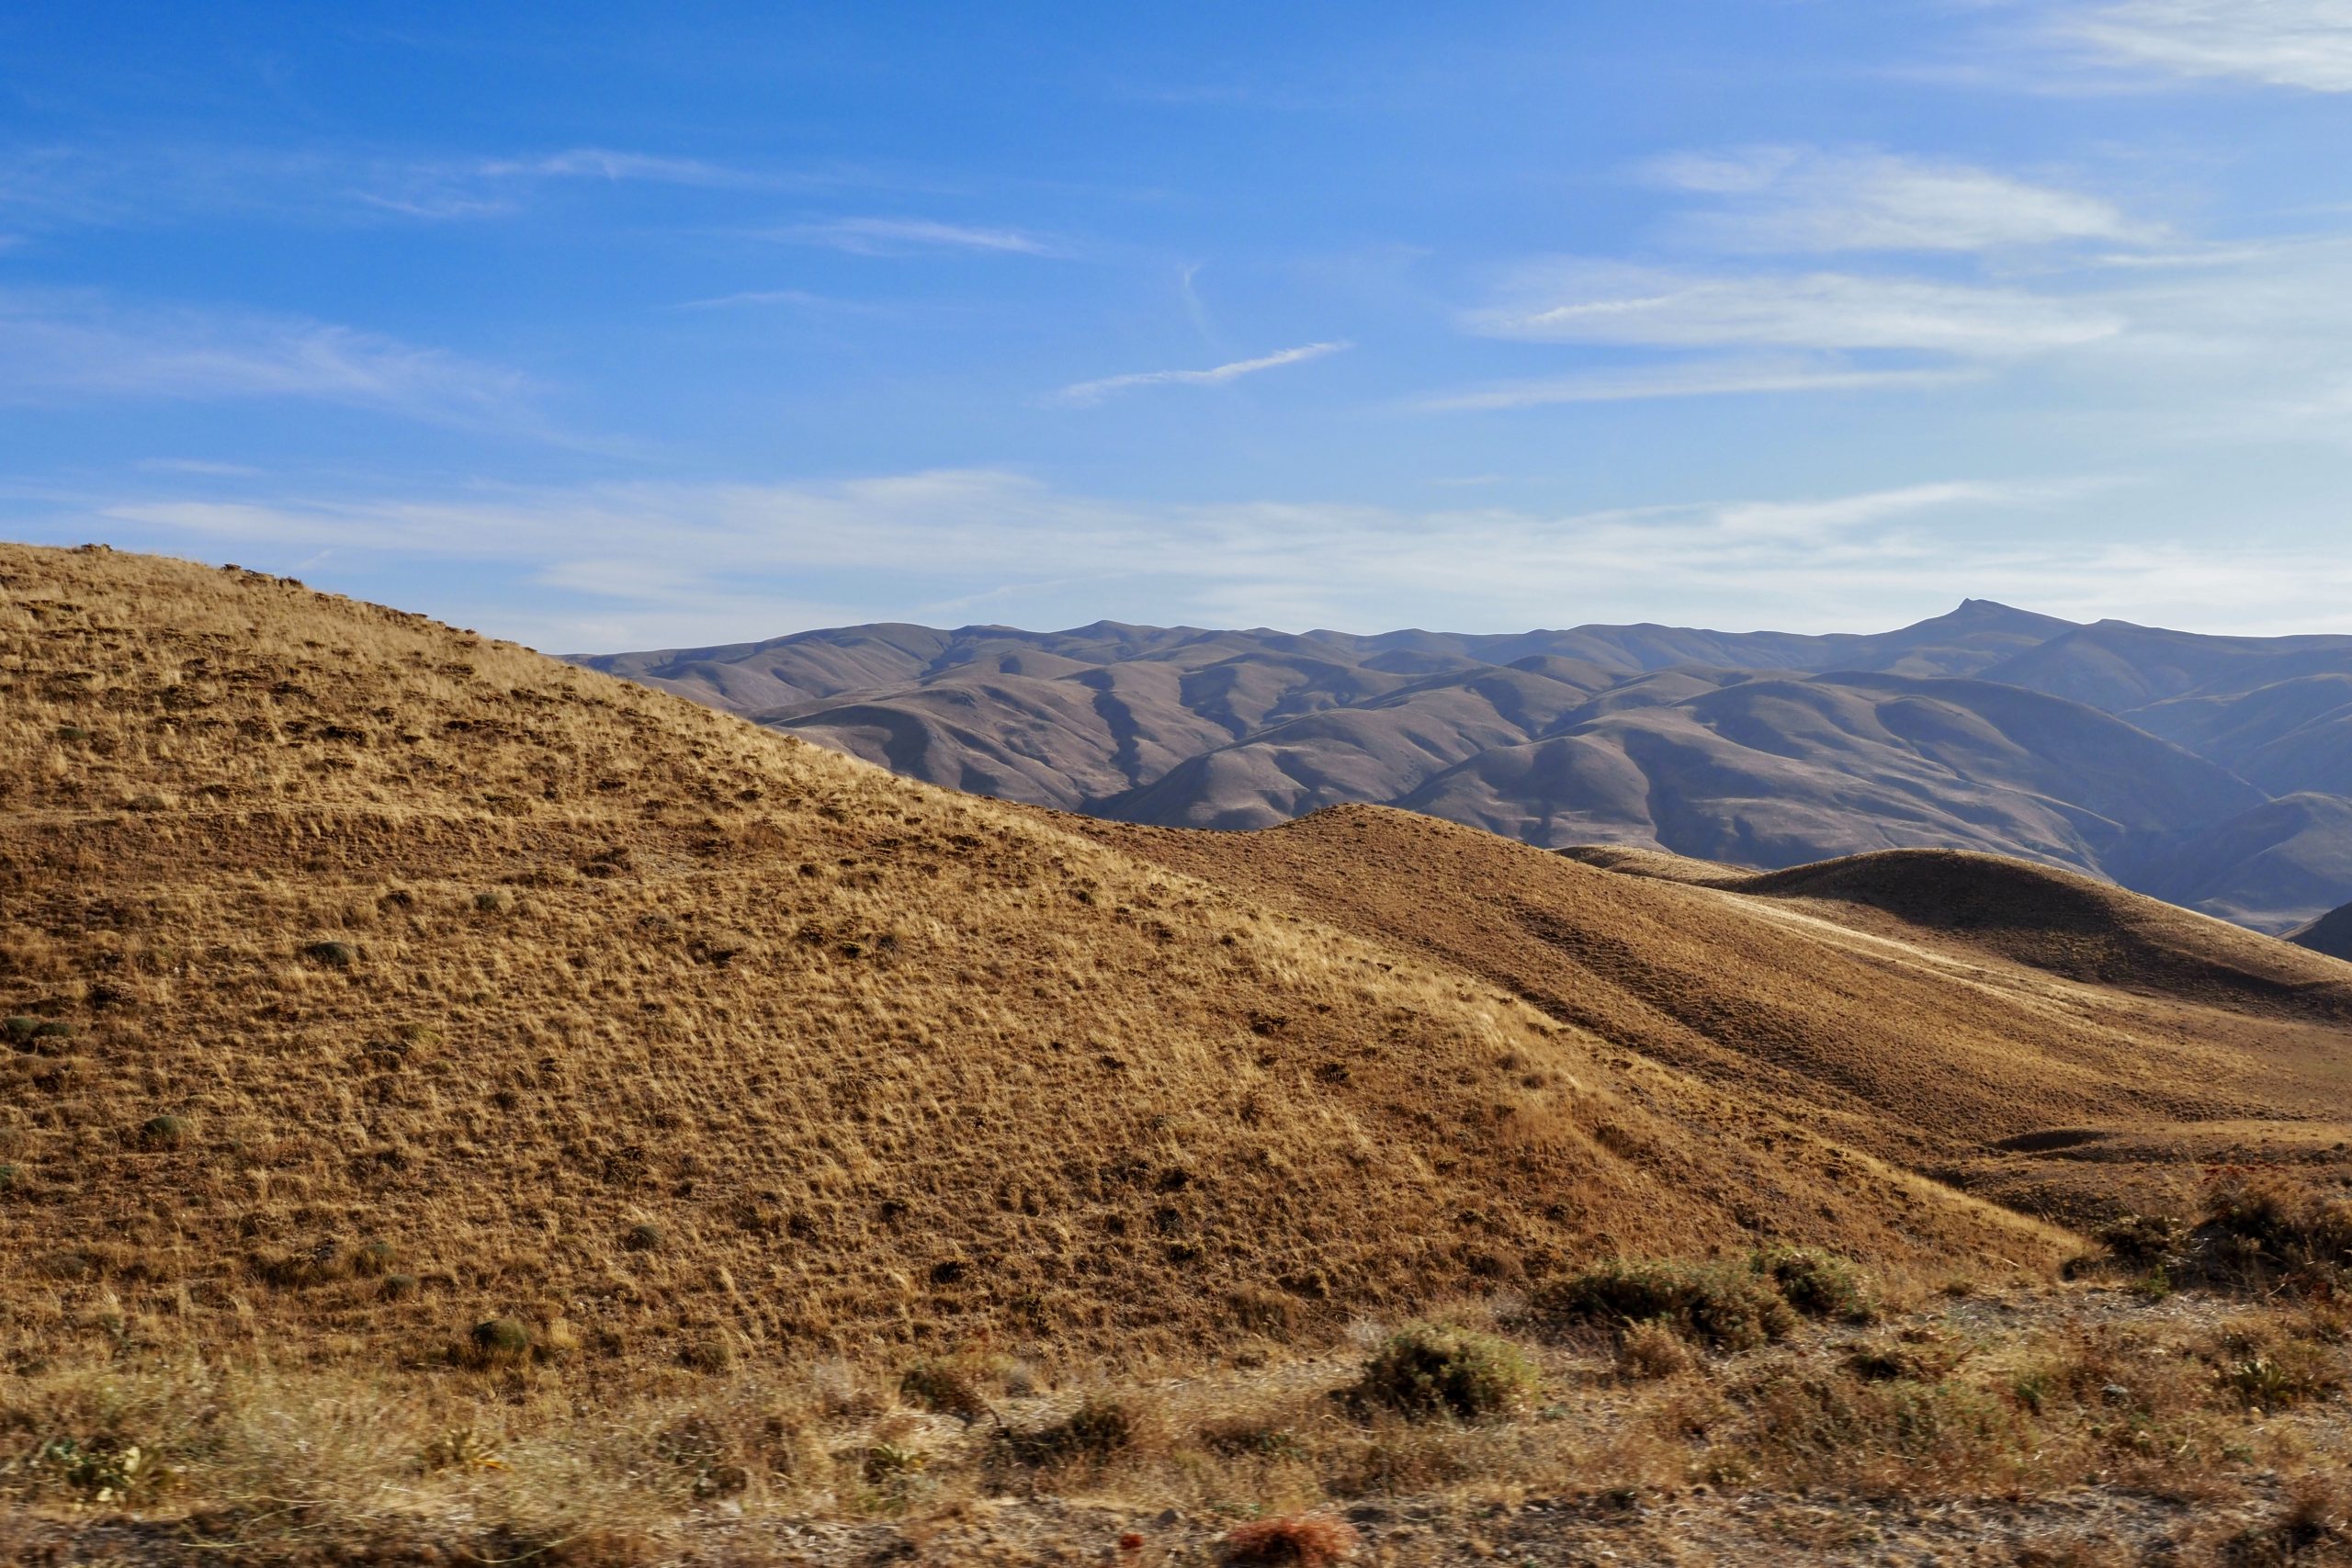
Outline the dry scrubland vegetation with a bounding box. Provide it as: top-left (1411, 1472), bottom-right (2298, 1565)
top-left (0, 543), bottom-right (2348, 1563)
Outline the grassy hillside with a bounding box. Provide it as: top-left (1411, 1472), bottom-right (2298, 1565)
top-left (1075, 807), bottom-right (2352, 1224)
top-left (0, 543), bottom-right (2073, 1384)
top-left (8, 546), bottom-right (2352, 1565)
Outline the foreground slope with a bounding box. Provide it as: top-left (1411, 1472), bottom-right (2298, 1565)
top-left (1072, 807), bottom-right (2352, 1223)
top-left (0, 545), bottom-right (2073, 1376)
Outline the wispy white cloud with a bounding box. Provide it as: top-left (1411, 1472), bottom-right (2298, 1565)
top-left (1053, 342), bottom-right (1351, 406)
top-left (1468, 264), bottom-right (2122, 356)
top-left (467, 148), bottom-right (758, 186)
top-left (0, 288), bottom-right (535, 427)
top-left (2052, 0), bottom-right (2352, 91)
top-left (668, 288), bottom-right (871, 312)
top-left (768, 216), bottom-right (1059, 256)
top-left (1419, 357), bottom-right (1976, 411)
top-left (1645, 147), bottom-right (2161, 253)
top-left (134, 457), bottom-right (267, 478)
top-left (0, 141), bottom-right (820, 231)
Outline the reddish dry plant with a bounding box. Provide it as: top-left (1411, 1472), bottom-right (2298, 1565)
top-left (1220, 1513), bottom-right (1360, 1567)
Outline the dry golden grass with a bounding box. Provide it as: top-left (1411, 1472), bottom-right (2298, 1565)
top-left (9, 542), bottom-right (2352, 1562)
top-left (0, 1271), bottom-right (2343, 1564)
top-left (0, 542), bottom-right (2071, 1389)
top-left (1076, 806), bottom-right (2352, 1227)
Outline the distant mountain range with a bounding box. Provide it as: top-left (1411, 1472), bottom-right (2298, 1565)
top-left (571, 600), bottom-right (2352, 934)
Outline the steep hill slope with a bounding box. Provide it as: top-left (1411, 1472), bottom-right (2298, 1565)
top-left (2, 545), bottom-right (2083, 1379)
top-left (1070, 807), bottom-right (2352, 1224)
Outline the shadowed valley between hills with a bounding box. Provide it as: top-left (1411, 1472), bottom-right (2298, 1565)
top-left (575, 600), bottom-right (2352, 936)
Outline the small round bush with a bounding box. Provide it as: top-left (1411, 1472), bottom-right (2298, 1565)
top-left (1349, 1324), bottom-right (1537, 1422)
top-left (900, 1359), bottom-right (991, 1421)
top-left (681, 1334), bottom-right (735, 1372)
top-left (302, 940), bottom-right (358, 968)
top-left (1528, 1258), bottom-right (1794, 1352)
top-left (1753, 1247), bottom-right (1875, 1323)
top-left (469, 1317), bottom-right (533, 1361)
top-left (1000, 1396), bottom-right (1137, 1464)
top-left (1617, 1317), bottom-right (1696, 1381)
top-left (623, 1222), bottom-right (665, 1252)
top-left (139, 1114), bottom-right (189, 1149)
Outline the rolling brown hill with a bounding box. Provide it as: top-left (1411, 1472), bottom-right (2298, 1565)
top-left (17, 542), bottom-right (2352, 1568)
top-left (576, 603), bottom-right (2352, 935)
top-left (3, 543), bottom-right (2098, 1384)
top-left (1069, 807), bottom-right (2352, 1224)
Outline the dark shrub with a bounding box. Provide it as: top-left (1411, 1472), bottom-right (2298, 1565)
top-left (899, 1359), bottom-right (991, 1422)
top-left (1346, 1325), bottom-right (1536, 1422)
top-left (1528, 1258), bottom-right (1794, 1351)
top-left (680, 1335), bottom-right (735, 1372)
top-left (138, 1114), bottom-right (189, 1149)
top-left (469, 1317), bottom-right (534, 1363)
top-left (2202, 1177), bottom-right (2352, 1293)
top-left (1754, 1247), bottom-right (1875, 1323)
top-left (998, 1397), bottom-right (1136, 1464)
top-left (302, 941), bottom-right (358, 968)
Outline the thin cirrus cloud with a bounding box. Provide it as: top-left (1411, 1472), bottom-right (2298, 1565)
top-left (1053, 341), bottom-right (1351, 406)
top-left (667, 288), bottom-right (877, 313)
top-left (2053, 0), bottom-right (2352, 92)
top-left (465, 148), bottom-right (762, 186)
top-left (0, 288), bottom-right (535, 427)
top-left (767, 216), bottom-right (1059, 256)
top-left (1644, 147), bottom-right (2162, 253)
top-left (1467, 265), bottom-right (2124, 356)
top-left (1419, 357), bottom-right (1979, 412)
top-left (0, 142), bottom-right (806, 231)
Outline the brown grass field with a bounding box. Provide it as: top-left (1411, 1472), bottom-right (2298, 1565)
top-left (4, 542), bottom-right (2351, 1564)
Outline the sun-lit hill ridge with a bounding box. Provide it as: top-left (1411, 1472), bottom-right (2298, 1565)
top-left (1069, 805), bottom-right (2352, 1224)
top-left (0, 543), bottom-right (2074, 1377)
top-left (1729, 847), bottom-right (2352, 1013)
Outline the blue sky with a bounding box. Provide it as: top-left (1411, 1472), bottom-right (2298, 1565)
top-left (6, 2), bottom-right (2352, 649)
